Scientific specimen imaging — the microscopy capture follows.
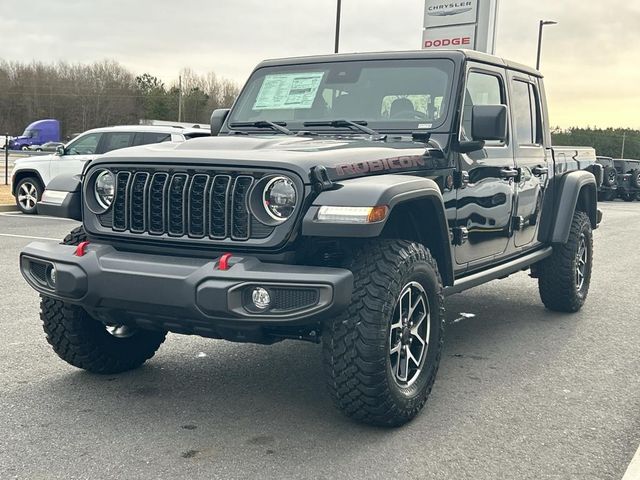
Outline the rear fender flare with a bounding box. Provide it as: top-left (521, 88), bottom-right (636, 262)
top-left (539, 170), bottom-right (598, 244)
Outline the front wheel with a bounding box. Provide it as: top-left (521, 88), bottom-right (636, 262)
top-left (322, 240), bottom-right (445, 427)
top-left (40, 297), bottom-right (167, 374)
top-left (40, 226), bottom-right (167, 373)
top-left (537, 211), bottom-right (593, 312)
top-left (15, 177), bottom-right (43, 214)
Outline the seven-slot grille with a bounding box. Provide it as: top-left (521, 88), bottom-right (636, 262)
top-left (102, 169), bottom-right (274, 241)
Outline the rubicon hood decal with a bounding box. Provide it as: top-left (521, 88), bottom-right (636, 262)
top-left (332, 155), bottom-right (427, 177)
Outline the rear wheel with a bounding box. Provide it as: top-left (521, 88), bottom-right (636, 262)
top-left (322, 240), bottom-right (445, 427)
top-left (40, 226), bottom-right (166, 373)
top-left (537, 211), bottom-right (593, 312)
top-left (15, 177), bottom-right (43, 214)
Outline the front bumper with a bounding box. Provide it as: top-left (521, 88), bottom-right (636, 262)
top-left (20, 242), bottom-right (353, 337)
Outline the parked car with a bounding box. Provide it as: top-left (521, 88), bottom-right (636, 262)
top-left (596, 156), bottom-right (618, 201)
top-left (10, 125), bottom-right (210, 213)
top-left (22, 50), bottom-right (602, 427)
top-left (9, 119), bottom-right (61, 151)
top-left (27, 141), bottom-right (65, 153)
top-left (613, 159), bottom-right (640, 201)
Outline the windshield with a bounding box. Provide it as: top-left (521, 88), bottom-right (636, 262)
top-left (228, 59), bottom-right (455, 133)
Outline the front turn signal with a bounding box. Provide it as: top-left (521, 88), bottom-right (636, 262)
top-left (316, 205), bottom-right (389, 224)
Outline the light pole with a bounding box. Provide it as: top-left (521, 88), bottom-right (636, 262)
top-left (536, 20), bottom-right (558, 70)
top-left (334, 0), bottom-right (342, 53)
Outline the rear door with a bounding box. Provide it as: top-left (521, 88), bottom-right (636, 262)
top-left (508, 73), bottom-right (549, 248)
top-left (132, 131), bottom-right (173, 147)
top-left (98, 131), bottom-right (137, 154)
top-left (454, 65), bottom-right (516, 267)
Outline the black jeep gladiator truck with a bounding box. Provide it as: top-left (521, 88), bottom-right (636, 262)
top-left (596, 156), bottom-right (618, 201)
top-left (613, 158), bottom-right (640, 201)
top-left (21, 50), bottom-right (602, 427)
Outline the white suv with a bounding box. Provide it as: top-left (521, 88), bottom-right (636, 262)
top-left (11, 125), bottom-right (209, 214)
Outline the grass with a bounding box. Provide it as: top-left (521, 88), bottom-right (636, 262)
top-left (0, 183), bottom-right (14, 205)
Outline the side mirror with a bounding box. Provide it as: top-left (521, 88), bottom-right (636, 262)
top-left (471, 105), bottom-right (508, 142)
top-left (55, 145), bottom-right (65, 156)
top-left (210, 108), bottom-right (230, 136)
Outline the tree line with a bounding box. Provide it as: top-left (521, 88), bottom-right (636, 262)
top-left (551, 127), bottom-right (640, 159)
top-left (0, 59), bottom-right (240, 138)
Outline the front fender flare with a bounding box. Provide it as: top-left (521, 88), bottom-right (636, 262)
top-left (303, 175), bottom-right (444, 237)
top-left (36, 173), bottom-right (82, 220)
top-left (302, 174), bottom-right (454, 285)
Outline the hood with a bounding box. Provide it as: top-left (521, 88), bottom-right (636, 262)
top-left (95, 134), bottom-right (449, 183)
top-left (14, 153), bottom-right (56, 165)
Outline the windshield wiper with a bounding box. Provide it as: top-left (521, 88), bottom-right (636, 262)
top-left (303, 120), bottom-right (379, 136)
top-left (229, 121), bottom-right (294, 135)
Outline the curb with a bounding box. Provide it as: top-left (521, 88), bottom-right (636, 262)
top-left (0, 204), bottom-right (17, 213)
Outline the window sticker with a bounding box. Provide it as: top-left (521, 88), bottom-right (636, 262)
top-left (253, 72), bottom-right (324, 110)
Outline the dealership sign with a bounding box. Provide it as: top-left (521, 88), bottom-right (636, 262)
top-left (424, 1), bottom-right (478, 27)
top-left (422, 0), bottom-right (499, 54)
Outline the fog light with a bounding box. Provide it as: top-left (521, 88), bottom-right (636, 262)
top-left (251, 287), bottom-right (271, 310)
top-left (47, 265), bottom-right (57, 288)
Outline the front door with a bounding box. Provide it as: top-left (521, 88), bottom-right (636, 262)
top-left (455, 67), bottom-right (516, 267)
top-left (50, 132), bottom-right (103, 180)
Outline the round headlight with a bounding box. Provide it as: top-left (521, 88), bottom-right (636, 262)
top-left (94, 170), bottom-right (115, 210)
top-left (263, 176), bottom-right (296, 221)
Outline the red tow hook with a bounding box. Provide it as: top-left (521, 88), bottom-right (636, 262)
top-left (217, 253), bottom-right (233, 271)
top-left (74, 241), bottom-right (90, 257)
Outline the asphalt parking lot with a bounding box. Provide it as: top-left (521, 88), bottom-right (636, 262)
top-left (0, 203), bottom-right (638, 480)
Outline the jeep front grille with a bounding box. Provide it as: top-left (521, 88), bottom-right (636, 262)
top-left (102, 169), bottom-right (274, 241)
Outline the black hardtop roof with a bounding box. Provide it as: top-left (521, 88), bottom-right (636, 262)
top-left (257, 49), bottom-right (542, 78)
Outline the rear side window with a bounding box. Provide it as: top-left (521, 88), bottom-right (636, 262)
top-left (101, 132), bottom-right (136, 153)
top-left (184, 132), bottom-right (211, 139)
top-left (511, 80), bottom-right (542, 146)
top-left (135, 132), bottom-right (172, 146)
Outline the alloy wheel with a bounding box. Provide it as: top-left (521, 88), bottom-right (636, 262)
top-left (18, 182), bottom-right (38, 211)
top-left (389, 281), bottom-right (430, 387)
top-left (105, 325), bottom-right (137, 339)
top-left (575, 233), bottom-right (588, 291)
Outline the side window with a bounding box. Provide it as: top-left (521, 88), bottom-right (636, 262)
top-left (461, 72), bottom-right (504, 142)
top-left (100, 132), bottom-right (136, 153)
top-left (529, 84), bottom-right (542, 145)
top-left (135, 132), bottom-right (172, 146)
top-left (66, 133), bottom-right (102, 155)
top-left (511, 80), bottom-right (542, 146)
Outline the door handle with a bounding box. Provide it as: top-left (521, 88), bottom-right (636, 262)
top-left (500, 167), bottom-right (520, 179)
top-left (532, 166), bottom-right (549, 176)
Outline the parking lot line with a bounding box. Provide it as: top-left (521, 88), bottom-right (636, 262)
top-left (0, 212), bottom-right (78, 221)
top-left (622, 443), bottom-right (640, 480)
top-left (0, 233), bottom-right (59, 241)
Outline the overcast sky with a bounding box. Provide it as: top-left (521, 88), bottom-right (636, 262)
top-left (2, 0), bottom-right (638, 128)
